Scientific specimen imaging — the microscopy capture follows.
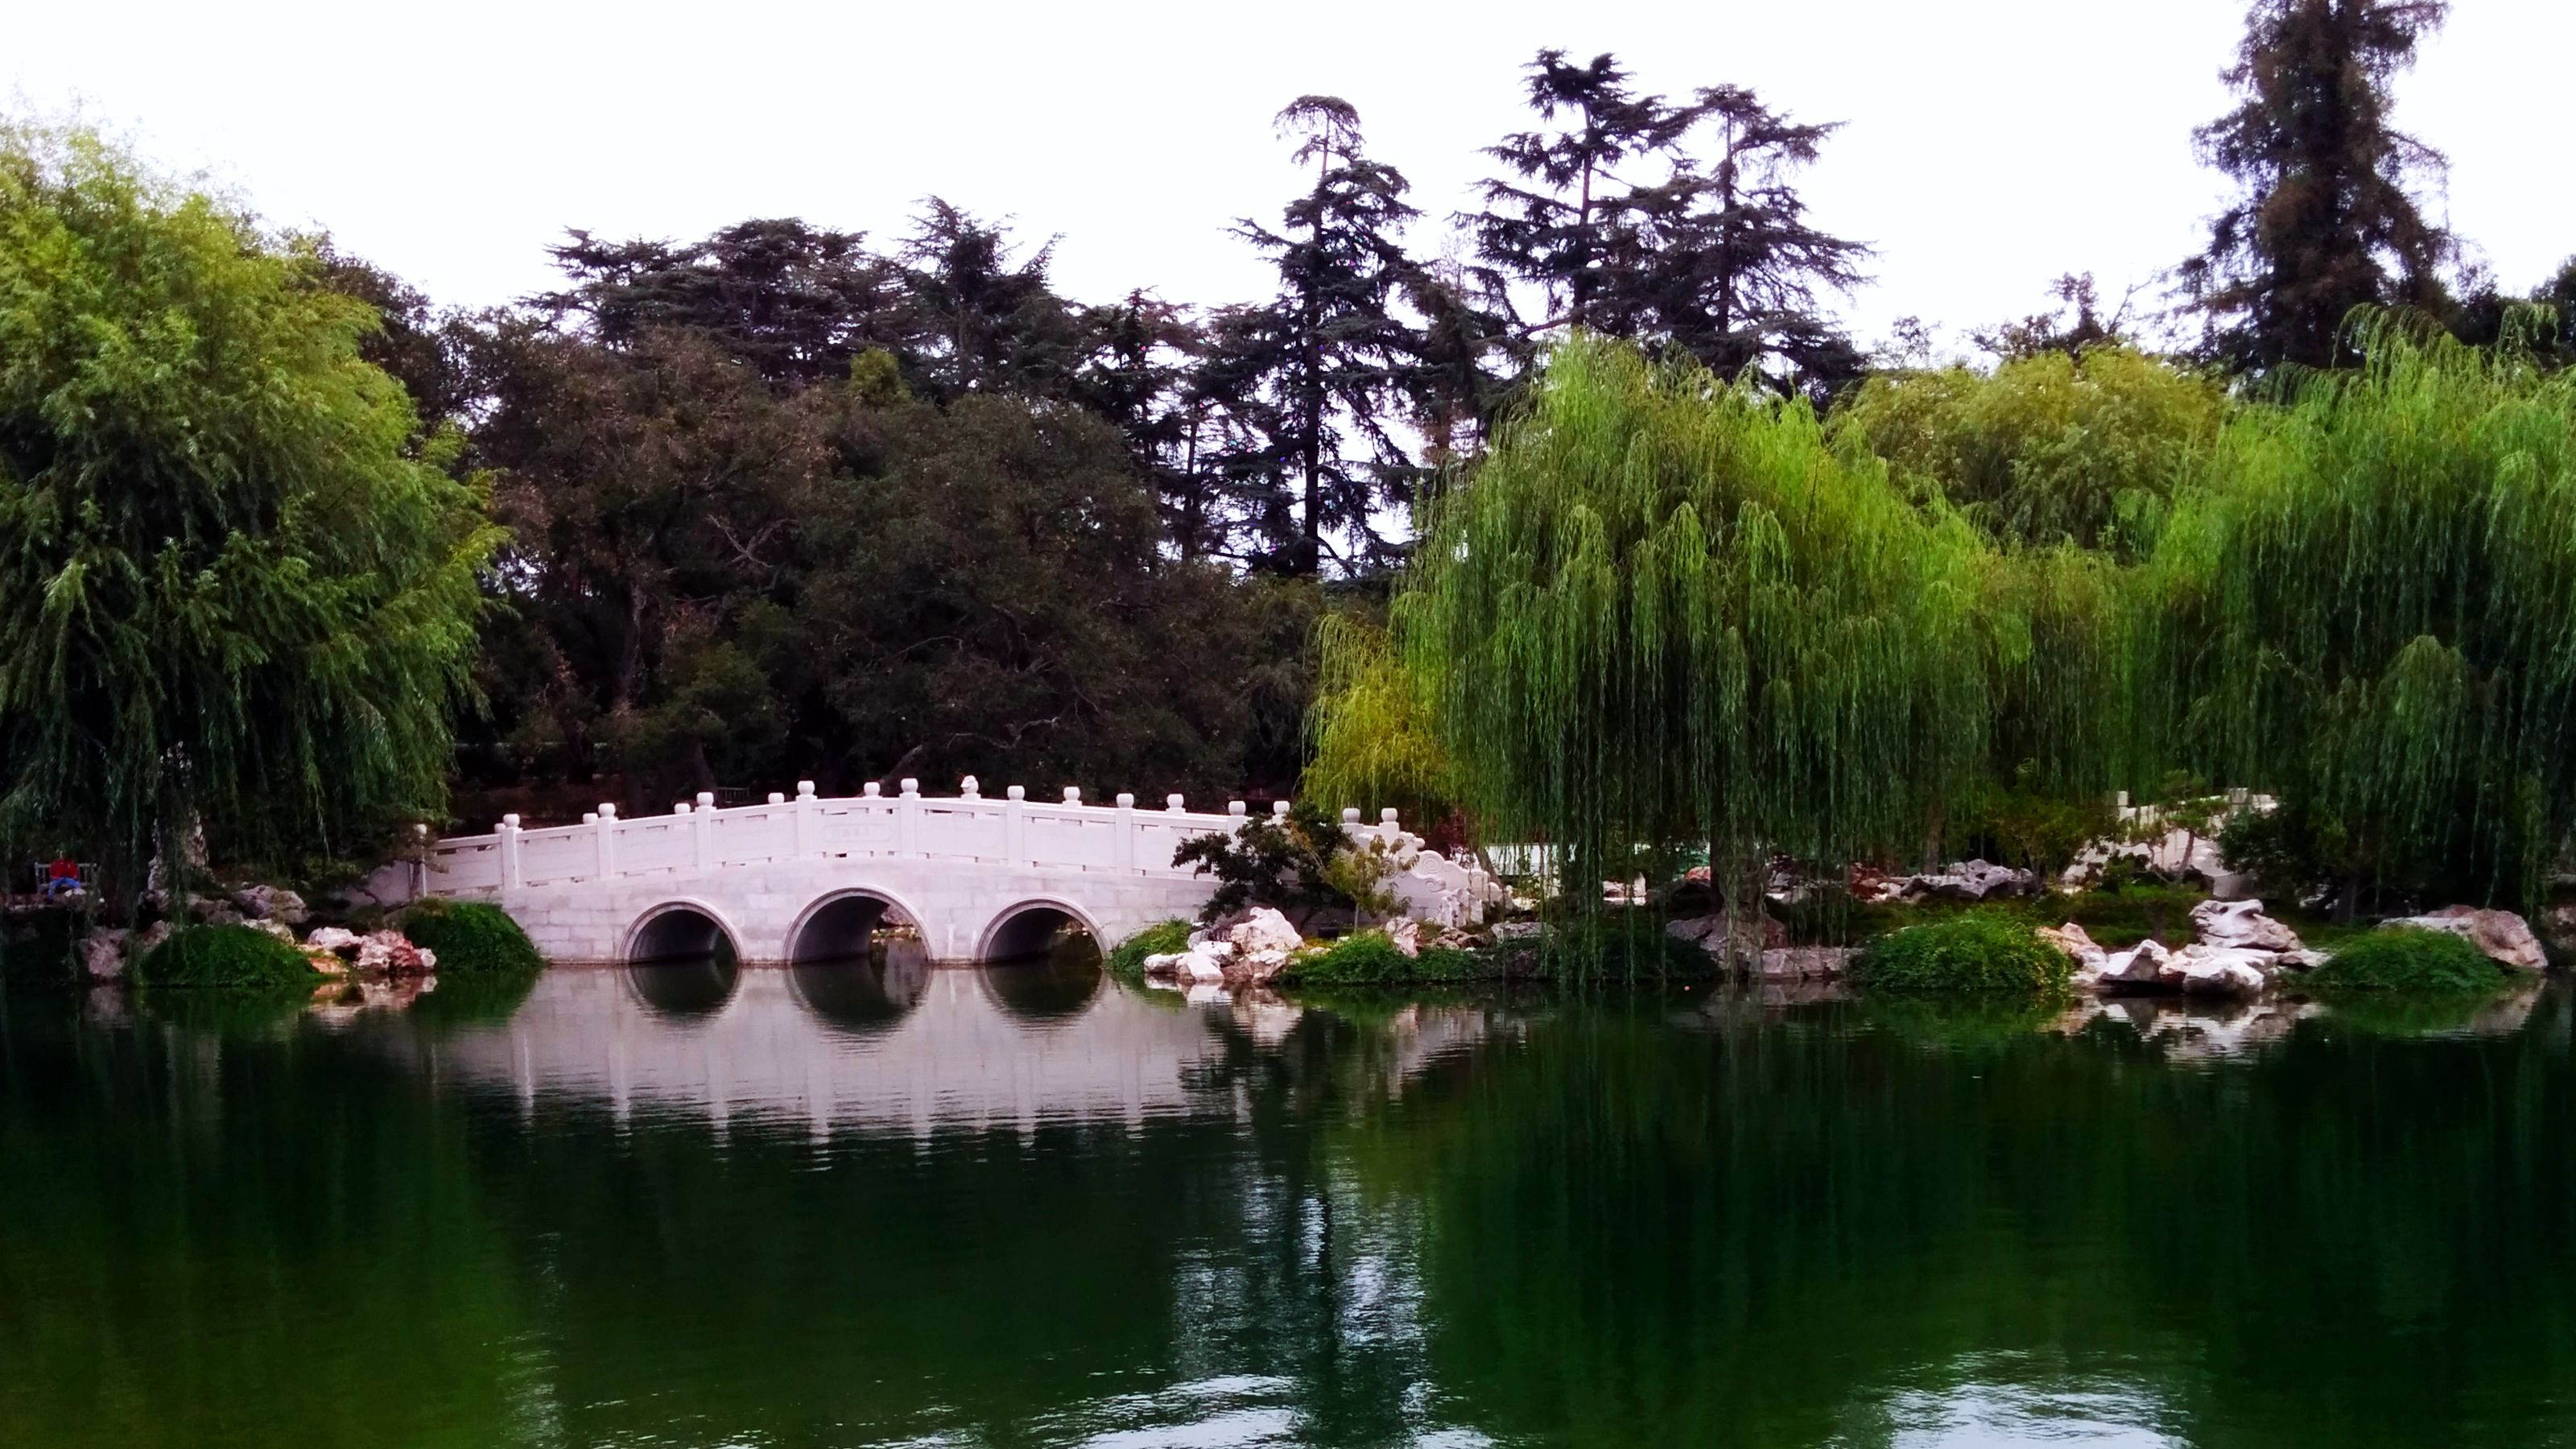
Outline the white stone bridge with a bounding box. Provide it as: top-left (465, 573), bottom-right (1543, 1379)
top-left (405, 778), bottom-right (1493, 964)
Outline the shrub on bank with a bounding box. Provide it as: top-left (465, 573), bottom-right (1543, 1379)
top-left (136, 925), bottom-right (320, 990)
top-left (1279, 931), bottom-right (1484, 987)
top-left (2305, 927), bottom-right (2500, 994)
top-left (1849, 911), bottom-right (2070, 995)
top-left (1106, 920), bottom-right (1192, 986)
top-left (396, 899), bottom-right (542, 975)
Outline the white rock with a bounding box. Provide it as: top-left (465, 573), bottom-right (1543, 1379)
top-left (1228, 907), bottom-right (1304, 958)
top-left (1181, 946), bottom-right (1230, 983)
top-left (1491, 920), bottom-right (1545, 942)
top-left (2190, 898), bottom-right (2302, 953)
top-left (2037, 923), bottom-right (2110, 980)
top-left (229, 885), bottom-right (309, 925)
top-left (77, 928), bottom-right (129, 981)
top-left (304, 927), bottom-right (364, 956)
top-left (355, 929), bottom-right (435, 977)
top-left (1140, 952), bottom-right (1191, 980)
top-left (1385, 918), bottom-right (1421, 958)
top-left (131, 919), bottom-right (173, 958)
top-left (2159, 943), bottom-right (2274, 998)
top-left (1757, 947), bottom-right (1855, 980)
top-left (246, 918), bottom-right (297, 943)
top-left (2097, 938), bottom-right (2171, 989)
top-left (2383, 906), bottom-right (2549, 972)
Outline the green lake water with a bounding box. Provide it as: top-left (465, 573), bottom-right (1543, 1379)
top-left (4, 959), bottom-right (2574, 1447)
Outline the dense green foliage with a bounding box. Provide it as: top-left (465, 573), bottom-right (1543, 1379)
top-left (1834, 346), bottom-right (2227, 559)
top-left (1104, 919), bottom-right (1192, 987)
top-left (1379, 338), bottom-right (2073, 910)
top-left (1171, 802), bottom-right (1358, 926)
top-left (2305, 926), bottom-right (2500, 994)
top-left (0, 125), bottom-right (498, 886)
top-left (2147, 321), bottom-right (2576, 912)
top-left (134, 925), bottom-right (319, 991)
top-left (1849, 912), bottom-right (2073, 996)
top-left (395, 899), bottom-right (542, 976)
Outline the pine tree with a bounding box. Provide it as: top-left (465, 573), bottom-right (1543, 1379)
top-left (1223, 97), bottom-right (1424, 576)
top-left (2178, 0), bottom-right (2455, 373)
top-left (1472, 52), bottom-right (1868, 400)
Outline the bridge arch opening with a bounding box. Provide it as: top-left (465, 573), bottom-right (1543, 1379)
top-left (976, 902), bottom-right (1105, 1023)
top-left (624, 904), bottom-right (741, 1018)
top-left (787, 891), bottom-right (931, 1036)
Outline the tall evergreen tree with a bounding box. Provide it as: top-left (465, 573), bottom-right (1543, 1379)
top-left (542, 218), bottom-right (899, 389)
top-left (1613, 85), bottom-right (1871, 396)
top-left (897, 200), bottom-right (1089, 402)
top-left (1472, 51), bottom-right (1675, 334)
top-left (1224, 96), bottom-right (1424, 576)
top-left (2178, 0), bottom-right (2455, 373)
top-left (1472, 52), bottom-right (1868, 400)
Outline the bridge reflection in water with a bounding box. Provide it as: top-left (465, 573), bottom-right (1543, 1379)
top-left (402, 947), bottom-right (1487, 1139)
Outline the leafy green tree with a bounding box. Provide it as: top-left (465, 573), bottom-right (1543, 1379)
top-left (2145, 315), bottom-right (2576, 913)
top-left (2178, 0), bottom-right (2456, 373)
top-left (1835, 345), bottom-right (2229, 559)
top-left (799, 386), bottom-right (1314, 795)
top-left (462, 322), bottom-right (834, 801)
top-left (0, 124), bottom-right (499, 887)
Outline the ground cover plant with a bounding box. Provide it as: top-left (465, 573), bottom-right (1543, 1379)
top-left (1848, 911), bottom-right (2072, 996)
top-left (1106, 920), bottom-right (1192, 988)
top-left (2302, 927), bottom-right (2502, 995)
top-left (397, 899), bottom-right (543, 975)
top-left (134, 925), bottom-right (320, 991)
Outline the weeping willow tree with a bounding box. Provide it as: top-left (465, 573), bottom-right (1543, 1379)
top-left (2144, 312), bottom-right (2576, 914)
top-left (0, 123), bottom-right (501, 897)
top-left (1376, 337), bottom-right (2112, 915)
top-left (1299, 612), bottom-right (1460, 828)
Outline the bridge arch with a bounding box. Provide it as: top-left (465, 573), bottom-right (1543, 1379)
top-left (623, 898), bottom-right (745, 964)
top-left (621, 899), bottom-right (745, 1018)
top-left (975, 897), bottom-right (1107, 964)
top-left (786, 887), bottom-right (927, 964)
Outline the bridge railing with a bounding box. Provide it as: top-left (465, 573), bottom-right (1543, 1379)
top-left (419, 778), bottom-right (1442, 898)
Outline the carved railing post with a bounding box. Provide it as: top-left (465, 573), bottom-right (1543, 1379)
top-left (898, 778), bottom-right (921, 856)
top-left (1115, 792), bottom-right (1136, 872)
top-left (497, 814), bottom-right (522, 891)
top-left (691, 791), bottom-right (715, 869)
top-left (1005, 786), bottom-right (1027, 865)
top-left (594, 803), bottom-right (619, 879)
top-left (793, 780), bottom-right (817, 858)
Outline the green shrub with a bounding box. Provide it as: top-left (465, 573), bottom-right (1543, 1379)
top-left (1279, 931), bottom-right (1492, 987)
top-left (1105, 919), bottom-right (1192, 987)
top-left (1849, 911), bottom-right (2070, 996)
top-left (396, 899), bottom-right (543, 976)
top-left (136, 925), bottom-right (320, 991)
top-left (2306, 927), bottom-right (2500, 994)
top-left (1282, 931), bottom-right (1416, 986)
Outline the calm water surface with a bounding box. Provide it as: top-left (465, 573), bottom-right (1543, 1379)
top-left (3, 956), bottom-right (2574, 1448)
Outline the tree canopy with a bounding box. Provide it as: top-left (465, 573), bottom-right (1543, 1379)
top-left (0, 123), bottom-right (499, 886)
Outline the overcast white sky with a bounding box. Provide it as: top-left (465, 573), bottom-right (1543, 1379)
top-left (10, 0), bottom-right (2568, 353)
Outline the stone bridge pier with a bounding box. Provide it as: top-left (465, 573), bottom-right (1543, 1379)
top-left (402, 779), bottom-right (1495, 964)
